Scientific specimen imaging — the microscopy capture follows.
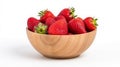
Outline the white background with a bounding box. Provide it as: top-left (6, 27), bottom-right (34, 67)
top-left (0, 0), bottom-right (120, 67)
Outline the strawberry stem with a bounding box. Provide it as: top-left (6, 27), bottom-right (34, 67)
top-left (93, 18), bottom-right (98, 26)
top-left (38, 9), bottom-right (47, 17)
top-left (35, 23), bottom-right (47, 34)
top-left (70, 7), bottom-right (77, 18)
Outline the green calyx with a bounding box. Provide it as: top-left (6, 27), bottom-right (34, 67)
top-left (93, 18), bottom-right (98, 26)
top-left (70, 7), bottom-right (77, 18)
top-left (35, 23), bottom-right (47, 34)
top-left (38, 9), bottom-right (47, 17)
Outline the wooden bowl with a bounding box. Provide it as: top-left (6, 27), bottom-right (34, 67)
top-left (26, 28), bottom-right (97, 59)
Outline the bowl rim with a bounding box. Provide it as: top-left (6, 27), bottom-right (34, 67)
top-left (26, 27), bottom-right (97, 36)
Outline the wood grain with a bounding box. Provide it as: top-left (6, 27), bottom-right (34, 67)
top-left (26, 28), bottom-right (97, 59)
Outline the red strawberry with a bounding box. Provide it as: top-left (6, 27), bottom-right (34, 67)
top-left (27, 17), bottom-right (39, 32)
top-left (48, 19), bottom-right (68, 35)
top-left (68, 33), bottom-right (73, 35)
top-left (55, 15), bottom-right (66, 21)
top-left (83, 17), bottom-right (98, 31)
top-left (68, 17), bottom-right (86, 34)
top-left (58, 7), bottom-right (77, 22)
top-left (45, 17), bottom-right (55, 27)
top-left (38, 10), bottom-right (55, 23)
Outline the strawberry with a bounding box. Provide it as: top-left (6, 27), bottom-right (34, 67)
top-left (58, 7), bottom-right (77, 22)
top-left (35, 23), bottom-right (47, 34)
top-left (45, 17), bottom-right (55, 27)
top-left (68, 17), bottom-right (86, 34)
top-left (68, 33), bottom-right (73, 35)
top-left (27, 17), bottom-right (39, 32)
top-left (55, 15), bottom-right (66, 21)
top-left (38, 10), bottom-right (55, 23)
top-left (48, 19), bottom-right (68, 35)
top-left (83, 17), bottom-right (98, 31)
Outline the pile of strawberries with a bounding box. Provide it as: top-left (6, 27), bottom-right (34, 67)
top-left (27, 7), bottom-right (98, 35)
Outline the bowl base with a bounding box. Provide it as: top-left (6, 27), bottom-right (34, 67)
top-left (42, 55), bottom-right (80, 59)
